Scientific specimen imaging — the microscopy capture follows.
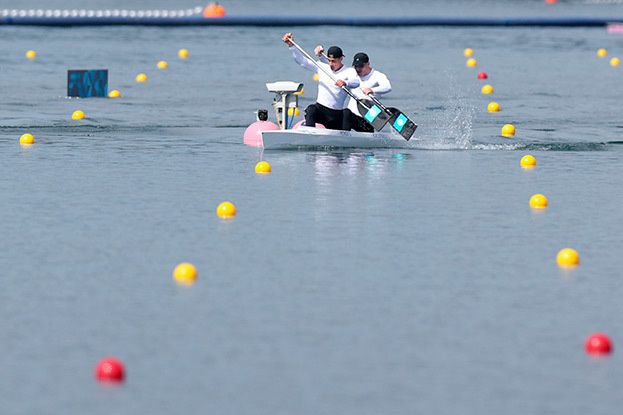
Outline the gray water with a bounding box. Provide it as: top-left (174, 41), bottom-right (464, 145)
top-left (2, 1), bottom-right (623, 414)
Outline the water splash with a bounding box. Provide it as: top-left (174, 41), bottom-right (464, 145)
top-left (416, 72), bottom-right (475, 150)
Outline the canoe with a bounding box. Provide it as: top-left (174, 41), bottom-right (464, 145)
top-left (259, 126), bottom-right (412, 150)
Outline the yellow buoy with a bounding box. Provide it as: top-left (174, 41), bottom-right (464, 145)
top-left (136, 73), bottom-right (148, 82)
top-left (20, 133), bottom-right (35, 145)
top-left (529, 194), bottom-right (548, 209)
top-left (173, 262), bottom-right (198, 285)
top-left (481, 84), bottom-right (493, 94)
top-left (501, 123), bottom-right (515, 137)
top-left (610, 57), bottom-right (620, 66)
top-left (466, 58), bottom-right (477, 67)
top-left (178, 48), bottom-right (189, 58)
top-left (26, 50), bottom-right (36, 58)
top-left (108, 90), bottom-right (121, 98)
top-left (217, 201), bottom-right (236, 218)
top-left (255, 161), bottom-right (272, 174)
top-left (464, 48), bottom-right (474, 57)
top-left (487, 102), bottom-right (500, 112)
top-left (520, 155), bottom-right (536, 167)
top-left (313, 73), bottom-right (319, 81)
top-left (287, 108), bottom-right (300, 116)
top-left (597, 48), bottom-right (607, 57)
top-left (557, 248), bottom-right (580, 267)
top-left (72, 110), bottom-right (85, 120)
top-left (157, 60), bottom-right (168, 68)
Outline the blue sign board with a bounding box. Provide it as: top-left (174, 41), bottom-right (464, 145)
top-left (67, 69), bottom-right (108, 97)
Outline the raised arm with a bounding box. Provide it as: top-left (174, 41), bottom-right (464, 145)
top-left (282, 32), bottom-right (318, 72)
top-left (314, 45), bottom-right (328, 63)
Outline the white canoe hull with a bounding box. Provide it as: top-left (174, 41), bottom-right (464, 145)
top-left (259, 127), bottom-right (411, 150)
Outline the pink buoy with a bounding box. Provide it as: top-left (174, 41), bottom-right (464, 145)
top-left (243, 121), bottom-right (279, 147)
top-left (477, 71), bottom-right (488, 79)
top-left (292, 120), bottom-right (326, 129)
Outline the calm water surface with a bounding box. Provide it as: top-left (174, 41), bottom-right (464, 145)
top-left (1, 1), bottom-right (623, 414)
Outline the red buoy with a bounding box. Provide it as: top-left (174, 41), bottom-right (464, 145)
top-left (585, 333), bottom-right (613, 355)
top-left (95, 357), bottom-right (125, 382)
top-left (477, 71), bottom-right (488, 79)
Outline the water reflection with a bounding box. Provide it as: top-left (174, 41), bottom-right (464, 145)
top-left (308, 151), bottom-right (413, 182)
top-left (307, 151), bottom-right (412, 223)
top-left (308, 152), bottom-right (385, 181)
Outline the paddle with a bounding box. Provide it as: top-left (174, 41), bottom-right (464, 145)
top-left (289, 40), bottom-right (391, 132)
top-left (368, 95), bottom-right (418, 140)
top-left (319, 51), bottom-right (417, 140)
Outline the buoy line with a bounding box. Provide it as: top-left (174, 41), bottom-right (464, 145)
top-left (1, 13), bottom-right (622, 26)
top-left (0, 7), bottom-right (205, 18)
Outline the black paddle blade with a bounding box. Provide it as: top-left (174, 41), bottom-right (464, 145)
top-left (387, 107), bottom-right (417, 140)
top-left (356, 99), bottom-right (391, 131)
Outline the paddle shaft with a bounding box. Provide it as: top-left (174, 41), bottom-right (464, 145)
top-left (368, 94), bottom-right (390, 112)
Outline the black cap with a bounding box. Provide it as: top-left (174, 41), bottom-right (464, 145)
top-left (352, 52), bottom-right (369, 67)
top-left (327, 46), bottom-right (343, 59)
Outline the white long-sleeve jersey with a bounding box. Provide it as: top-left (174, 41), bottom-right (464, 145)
top-left (289, 46), bottom-right (360, 110)
top-left (347, 68), bottom-right (392, 115)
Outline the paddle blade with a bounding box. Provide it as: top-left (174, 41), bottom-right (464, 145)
top-left (387, 107), bottom-right (417, 140)
top-left (356, 99), bottom-right (391, 131)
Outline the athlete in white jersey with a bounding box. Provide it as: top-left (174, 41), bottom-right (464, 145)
top-left (282, 33), bottom-right (359, 130)
top-left (347, 52), bottom-right (392, 132)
